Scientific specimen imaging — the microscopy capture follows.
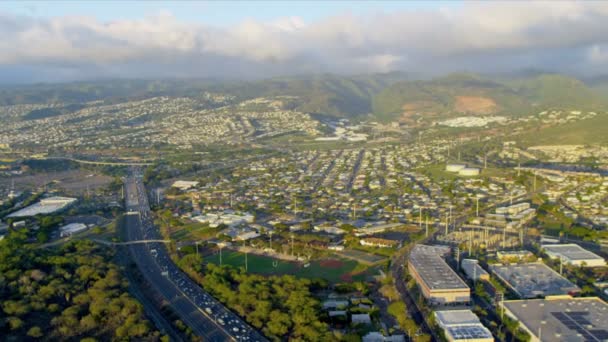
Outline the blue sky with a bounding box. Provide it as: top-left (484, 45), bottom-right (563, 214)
top-left (2, 1), bottom-right (460, 25)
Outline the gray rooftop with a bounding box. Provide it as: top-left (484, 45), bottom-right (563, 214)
top-left (435, 310), bottom-right (494, 341)
top-left (542, 244), bottom-right (605, 261)
top-left (490, 263), bottom-right (579, 298)
top-left (409, 245), bottom-right (469, 291)
top-left (502, 297), bottom-right (608, 342)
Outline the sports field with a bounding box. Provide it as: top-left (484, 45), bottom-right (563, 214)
top-left (205, 250), bottom-right (369, 283)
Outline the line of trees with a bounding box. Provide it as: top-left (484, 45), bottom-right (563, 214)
top-left (200, 264), bottom-right (332, 341)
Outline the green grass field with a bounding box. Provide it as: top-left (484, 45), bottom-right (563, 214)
top-left (518, 113), bottom-right (608, 146)
top-left (205, 250), bottom-right (369, 283)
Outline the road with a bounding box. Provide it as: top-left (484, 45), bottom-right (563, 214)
top-left (124, 170), bottom-right (267, 342)
top-left (390, 234), bottom-right (439, 341)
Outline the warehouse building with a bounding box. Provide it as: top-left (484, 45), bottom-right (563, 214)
top-left (461, 259), bottom-right (490, 281)
top-left (434, 310), bottom-right (494, 342)
top-left (542, 244), bottom-right (606, 267)
top-left (490, 263), bottom-right (579, 298)
top-left (501, 296), bottom-right (608, 342)
top-left (7, 196), bottom-right (77, 218)
top-left (408, 245), bottom-right (470, 305)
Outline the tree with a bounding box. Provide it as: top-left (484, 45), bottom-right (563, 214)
top-left (27, 326), bottom-right (43, 338)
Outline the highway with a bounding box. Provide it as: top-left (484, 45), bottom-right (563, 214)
top-left (124, 170), bottom-right (267, 342)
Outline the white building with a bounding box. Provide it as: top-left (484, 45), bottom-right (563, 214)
top-left (446, 164), bottom-right (467, 172)
top-left (59, 223), bottom-right (88, 237)
top-left (8, 196), bottom-right (77, 218)
top-left (458, 168), bottom-right (480, 176)
top-left (542, 244), bottom-right (606, 267)
top-left (351, 313), bottom-right (372, 325)
top-left (434, 310), bottom-right (493, 342)
top-left (171, 180), bottom-right (199, 190)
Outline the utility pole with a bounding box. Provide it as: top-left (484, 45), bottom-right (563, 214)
top-left (449, 205), bottom-right (453, 228)
top-left (269, 231), bottom-right (273, 251)
top-left (419, 208), bottom-right (422, 230)
top-left (425, 215), bottom-right (429, 237)
top-left (455, 247), bottom-right (460, 270)
top-left (469, 230), bottom-right (473, 256)
top-left (445, 213), bottom-right (449, 236)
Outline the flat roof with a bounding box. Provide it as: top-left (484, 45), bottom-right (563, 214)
top-left (461, 259), bottom-right (489, 279)
top-left (7, 197), bottom-right (76, 218)
top-left (490, 263), bottom-right (579, 298)
top-left (502, 297), bottom-right (608, 342)
top-left (542, 244), bottom-right (605, 261)
top-left (410, 245), bottom-right (469, 291)
top-left (435, 310), bottom-right (480, 325)
top-left (435, 310), bottom-right (494, 341)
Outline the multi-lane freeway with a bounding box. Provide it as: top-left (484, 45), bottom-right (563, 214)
top-left (124, 170), bottom-right (267, 342)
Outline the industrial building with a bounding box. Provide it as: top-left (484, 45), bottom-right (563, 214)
top-left (461, 259), bottom-right (490, 281)
top-left (7, 196), bottom-right (77, 218)
top-left (434, 310), bottom-right (494, 342)
top-left (542, 244), bottom-right (606, 267)
top-left (490, 263), bottom-right (580, 298)
top-left (408, 245), bottom-right (470, 305)
top-left (501, 296), bottom-right (608, 342)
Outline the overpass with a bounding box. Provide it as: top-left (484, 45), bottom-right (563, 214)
top-left (91, 238), bottom-right (171, 246)
top-left (36, 156), bottom-right (154, 166)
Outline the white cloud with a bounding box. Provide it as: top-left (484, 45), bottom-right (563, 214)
top-left (1, 1), bottom-right (608, 82)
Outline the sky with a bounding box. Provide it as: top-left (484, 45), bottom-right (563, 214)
top-left (1, 1), bottom-right (608, 83)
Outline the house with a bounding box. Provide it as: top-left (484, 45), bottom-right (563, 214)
top-left (351, 313), bottom-right (372, 325)
top-left (360, 237), bottom-right (397, 248)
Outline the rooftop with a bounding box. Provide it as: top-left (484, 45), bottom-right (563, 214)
top-left (409, 245), bottom-right (469, 291)
top-left (7, 196), bottom-right (77, 218)
top-left (502, 296), bottom-right (608, 342)
top-left (434, 310), bottom-right (493, 342)
top-left (542, 244), bottom-right (605, 262)
top-left (490, 263), bottom-right (580, 298)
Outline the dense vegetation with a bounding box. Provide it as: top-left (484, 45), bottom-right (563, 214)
top-left (372, 73), bottom-right (606, 122)
top-left (2, 72), bottom-right (606, 123)
top-left (200, 264), bottom-right (332, 341)
top-left (0, 231), bottom-right (162, 341)
top-left (0, 73), bottom-right (409, 119)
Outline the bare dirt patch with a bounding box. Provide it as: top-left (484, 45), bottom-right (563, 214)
top-left (453, 96), bottom-right (497, 114)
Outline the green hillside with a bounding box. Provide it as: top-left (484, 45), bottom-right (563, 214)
top-left (372, 73), bottom-right (605, 122)
top-left (509, 74), bottom-right (604, 109)
top-left (517, 112), bottom-right (608, 146)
